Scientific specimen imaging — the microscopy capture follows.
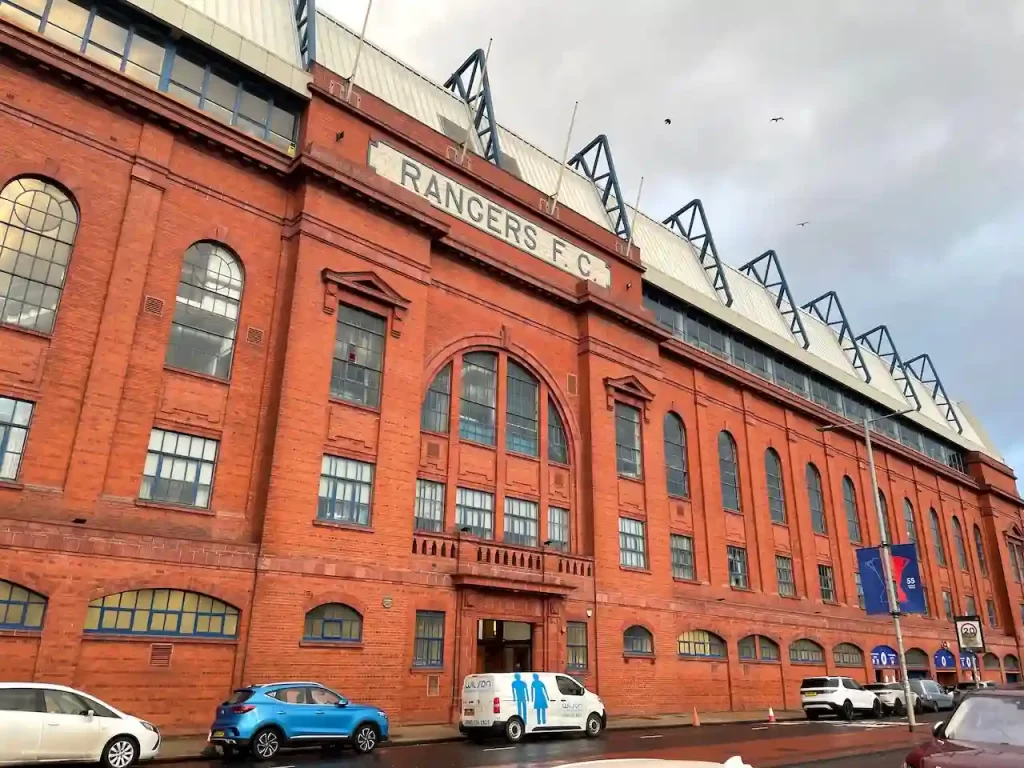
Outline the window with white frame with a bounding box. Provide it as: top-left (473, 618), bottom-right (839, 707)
top-left (331, 305), bottom-right (386, 408)
top-left (456, 487), bottom-right (494, 539)
top-left (414, 479), bottom-right (445, 533)
top-left (765, 448), bottom-right (786, 524)
top-left (615, 403), bottom-right (642, 479)
top-left (670, 534), bottom-right (695, 580)
top-left (776, 555), bottom-right (795, 597)
top-left (547, 506), bottom-right (569, 551)
top-left (618, 517), bottom-right (646, 569)
top-left (818, 564), bottom-right (836, 602)
top-left (0, 396), bottom-right (33, 481)
top-left (459, 352), bottom-right (497, 446)
top-left (843, 476), bottom-right (861, 542)
top-left (505, 361), bottom-right (539, 456)
top-left (727, 545), bottom-right (748, 589)
top-left (317, 455), bottom-right (373, 526)
top-left (503, 497), bottom-right (539, 547)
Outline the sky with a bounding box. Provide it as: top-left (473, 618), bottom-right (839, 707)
top-left (319, 0), bottom-right (1024, 486)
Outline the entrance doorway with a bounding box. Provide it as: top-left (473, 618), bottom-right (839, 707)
top-left (476, 619), bottom-right (532, 673)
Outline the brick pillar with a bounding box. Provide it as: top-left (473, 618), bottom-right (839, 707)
top-left (64, 125), bottom-right (172, 502)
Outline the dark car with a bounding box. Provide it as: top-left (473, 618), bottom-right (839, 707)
top-left (904, 687), bottom-right (1024, 767)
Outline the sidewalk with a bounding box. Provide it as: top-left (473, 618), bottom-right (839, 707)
top-left (155, 709), bottom-right (805, 762)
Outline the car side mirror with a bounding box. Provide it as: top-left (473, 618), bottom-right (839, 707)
top-left (337, 700), bottom-right (349, 708)
top-left (933, 721), bottom-right (944, 738)
top-left (82, 710), bottom-right (95, 719)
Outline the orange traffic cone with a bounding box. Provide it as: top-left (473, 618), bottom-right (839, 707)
top-left (768, 706), bottom-right (776, 723)
top-left (692, 707), bottom-right (701, 727)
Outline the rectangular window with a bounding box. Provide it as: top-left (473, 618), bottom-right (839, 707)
top-left (331, 305), bottom-right (386, 408)
top-left (0, 396), bottom-right (33, 481)
top-left (567, 621), bottom-right (587, 670)
top-left (413, 611), bottom-right (444, 668)
top-left (818, 564), bottom-right (836, 602)
top-left (942, 590), bottom-right (953, 621)
top-left (503, 497), bottom-right (539, 547)
top-left (776, 555), bottom-right (795, 597)
top-left (987, 599), bottom-right (997, 627)
top-left (414, 479), bottom-right (445, 533)
top-left (618, 517), bottom-right (646, 569)
top-left (614, 403), bottom-right (642, 479)
top-left (854, 572), bottom-right (865, 608)
top-left (1009, 540), bottom-right (1024, 584)
top-left (547, 506), bottom-right (569, 551)
top-left (506, 362), bottom-right (538, 456)
top-left (455, 487), bottom-right (494, 539)
top-left (727, 545), bottom-right (748, 589)
top-left (317, 456), bottom-right (373, 526)
top-left (459, 352), bottom-right (497, 446)
top-left (139, 428), bottom-right (217, 508)
top-left (670, 534), bottom-right (695, 581)
top-left (965, 595), bottom-right (977, 617)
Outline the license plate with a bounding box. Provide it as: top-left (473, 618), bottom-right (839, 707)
top-left (464, 708), bottom-right (474, 716)
top-left (804, 692), bottom-right (816, 697)
top-left (212, 730), bottom-right (225, 738)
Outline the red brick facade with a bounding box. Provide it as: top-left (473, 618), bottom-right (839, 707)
top-left (1, 20), bottom-right (1023, 736)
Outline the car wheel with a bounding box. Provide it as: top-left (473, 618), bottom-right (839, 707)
top-left (893, 698), bottom-right (905, 717)
top-left (843, 700), bottom-right (854, 721)
top-left (250, 728), bottom-right (282, 761)
top-left (913, 699), bottom-right (923, 715)
top-left (871, 699), bottom-right (882, 719)
top-left (504, 717), bottom-right (524, 743)
top-left (353, 724), bottom-right (380, 754)
top-left (102, 737), bottom-right (138, 768)
top-left (585, 712), bottom-right (603, 738)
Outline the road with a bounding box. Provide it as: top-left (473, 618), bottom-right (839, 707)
top-left (184, 711), bottom-right (940, 768)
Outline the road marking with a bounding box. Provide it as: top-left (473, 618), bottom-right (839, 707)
top-left (751, 726), bottom-right (769, 731)
top-left (483, 746), bottom-right (516, 751)
top-left (638, 734), bottom-right (663, 739)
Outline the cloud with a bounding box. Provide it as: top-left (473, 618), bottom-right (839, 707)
top-left (319, 0), bottom-right (1023, 489)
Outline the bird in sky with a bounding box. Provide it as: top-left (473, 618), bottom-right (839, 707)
top-left (664, 118), bottom-right (672, 125)
top-left (797, 221), bottom-right (809, 227)
top-left (770, 116), bottom-right (784, 122)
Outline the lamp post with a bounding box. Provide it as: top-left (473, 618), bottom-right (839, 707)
top-left (819, 408), bottom-right (917, 729)
top-left (451, 524), bottom-right (473, 715)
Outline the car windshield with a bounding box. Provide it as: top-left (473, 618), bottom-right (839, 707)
top-left (944, 695), bottom-right (1024, 747)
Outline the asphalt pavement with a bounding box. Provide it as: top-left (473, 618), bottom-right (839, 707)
top-left (176, 711), bottom-right (939, 768)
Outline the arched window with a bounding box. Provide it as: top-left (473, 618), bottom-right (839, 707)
top-left (903, 498), bottom-right (917, 543)
top-left (166, 242), bottom-right (243, 379)
top-left (718, 431), bottom-right (740, 512)
top-left (623, 625), bottom-right (653, 655)
top-left (905, 648), bottom-right (929, 669)
top-left (738, 634), bottom-right (779, 662)
top-left (84, 589), bottom-right (238, 638)
top-left (843, 476), bottom-right (861, 542)
top-left (806, 463), bottom-right (826, 534)
top-left (664, 413), bottom-right (689, 497)
top-left (1005, 654), bottom-right (1020, 672)
top-left (930, 509), bottom-right (947, 566)
top-left (548, 397), bottom-right (568, 464)
top-left (506, 361), bottom-right (539, 456)
top-left (973, 525), bottom-right (988, 577)
top-left (0, 176), bottom-right (78, 333)
top-left (952, 517), bottom-right (968, 571)
top-left (982, 652), bottom-right (1001, 671)
top-left (420, 364), bottom-right (451, 434)
top-left (877, 491), bottom-right (891, 544)
top-left (790, 639), bottom-right (825, 665)
top-left (765, 449), bottom-right (786, 524)
top-left (303, 603), bottom-right (362, 642)
top-left (459, 352), bottom-right (498, 445)
top-left (677, 629), bottom-right (726, 659)
top-left (833, 643), bottom-right (864, 667)
top-left (0, 579), bottom-right (46, 630)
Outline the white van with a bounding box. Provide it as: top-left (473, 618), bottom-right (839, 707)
top-left (459, 673), bottom-right (606, 743)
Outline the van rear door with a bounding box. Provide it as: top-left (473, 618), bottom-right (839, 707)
top-left (461, 675), bottom-right (496, 725)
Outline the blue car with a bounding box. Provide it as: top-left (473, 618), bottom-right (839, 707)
top-left (207, 682), bottom-right (389, 760)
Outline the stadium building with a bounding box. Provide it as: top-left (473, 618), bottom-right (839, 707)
top-left (1, 0), bottom-right (1022, 733)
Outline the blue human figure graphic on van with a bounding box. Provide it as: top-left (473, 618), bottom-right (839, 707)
top-left (529, 673), bottom-right (550, 724)
top-left (510, 673), bottom-right (529, 722)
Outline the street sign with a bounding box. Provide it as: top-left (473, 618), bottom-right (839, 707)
top-left (871, 645), bottom-right (899, 667)
top-left (934, 648), bottom-right (956, 669)
top-left (954, 616), bottom-right (985, 652)
top-left (856, 544), bottom-right (926, 615)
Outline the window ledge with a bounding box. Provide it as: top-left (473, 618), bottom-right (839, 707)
top-left (566, 668), bottom-right (589, 675)
top-left (409, 665), bottom-right (444, 673)
top-left (135, 498), bottom-right (215, 516)
top-left (623, 652), bottom-right (656, 660)
top-left (667, 493), bottom-right (690, 502)
top-left (738, 658), bottom-right (781, 665)
top-left (82, 633), bottom-right (237, 645)
top-left (778, 593), bottom-right (800, 600)
top-left (507, 450), bottom-right (541, 463)
top-left (313, 519), bottom-right (374, 534)
top-left (459, 437), bottom-right (497, 452)
top-left (328, 397), bottom-right (381, 415)
top-left (549, 459), bottom-right (571, 469)
top-left (620, 565), bottom-right (651, 575)
top-left (672, 577), bottom-right (700, 585)
top-left (789, 661), bottom-right (826, 667)
top-left (771, 521), bottom-right (789, 528)
top-left (0, 321), bottom-right (53, 341)
top-left (724, 508), bottom-right (743, 516)
top-left (421, 429), bottom-right (450, 439)
top-left (730, 585), bottom-right (752, 592)
top-left (0, 479), bottom-right (25, 491)
top-left (677, 655), bottom-right (727, 662)
top-left (813, 532), bottom-right (830, 539)
top-left (617, 474), bottom-right (644, 484)
top-left (0, 628), bottom-right (42, 638)
top-left (300, 640), bottom-right (365, 650)
top-left (164, 365), bottom-right (231, 387)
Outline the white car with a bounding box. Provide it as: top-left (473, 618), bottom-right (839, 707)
top-left (863, 682), bottom-right (920, 715)
top-left (0, 683), bottom-right (160, 767)
top-left (800, 676), bottom-right (881, 720)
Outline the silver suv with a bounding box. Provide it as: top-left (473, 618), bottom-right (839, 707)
top-left (909, 679), bottom-right (954, 712)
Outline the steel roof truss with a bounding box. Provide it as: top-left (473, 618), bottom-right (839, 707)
top-left (295, 0), bottom-right (317, 69)
top-left (903, 353), bottom-right (964, 434)
top-left (802, 291), bottom-right (871, 383)
top-left (661, 199), bottom-right (734, 307)
top-left (568, 135), bottom-right (632, 241)
top-left (855, 325), bottom-right (922, 411)
top-left (444, 49), bottom-right (503, 166)
top-left (739, 249), bottom-right (810, 350)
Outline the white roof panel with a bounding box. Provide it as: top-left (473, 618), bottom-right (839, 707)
top-left (801, 310), bottom-right (858, 376)
top-left (631, 212), bottom-right (719, 301)
top-left (177, 0), bottom-right (301, 66)
top-left (723, 265), bottom-right (794, 342)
